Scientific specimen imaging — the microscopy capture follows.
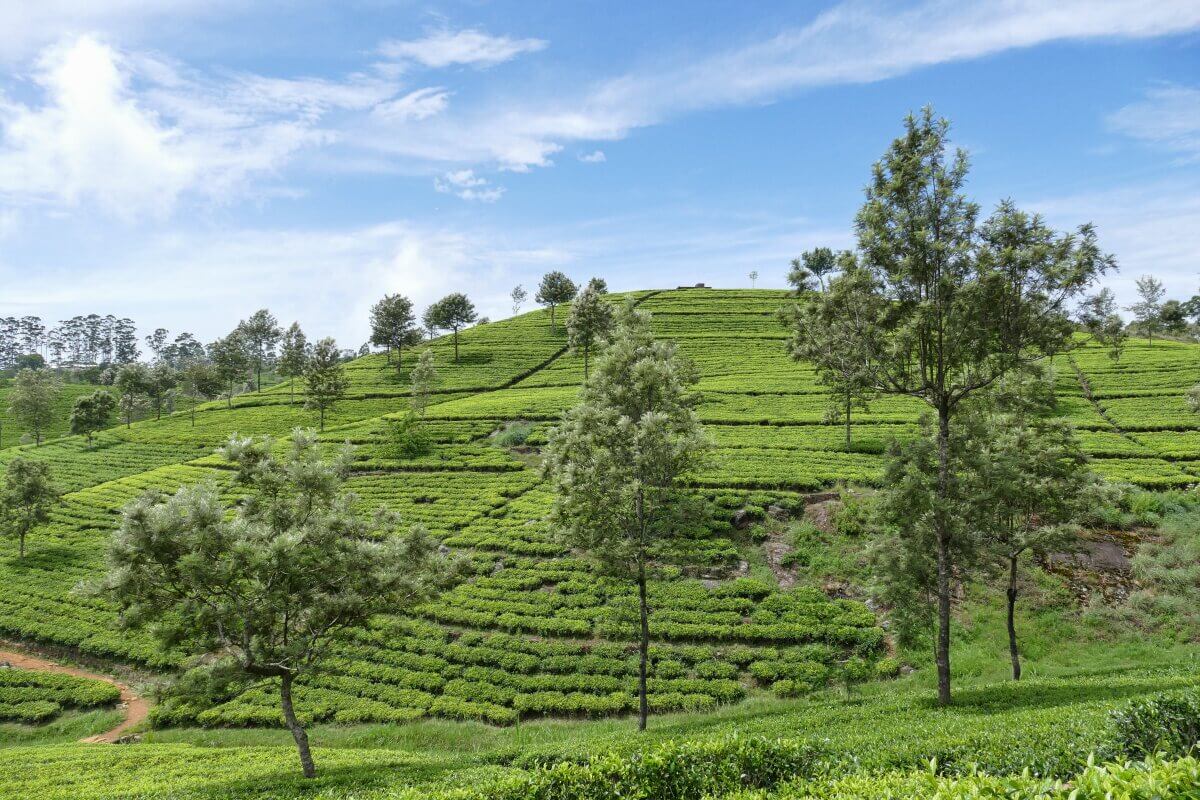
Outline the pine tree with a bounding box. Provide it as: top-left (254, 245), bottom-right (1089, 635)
top-left (209, 333), bottom-right (251, 409)
top-left (784, 258), bottom-right (881, 449)
top-left (426, 294), bottom-right (477, 363)
top-left (7, 368), bottom-right (62, 446)
top-left (543, 303), bottom-right (710, 732)
top-left (304, 338), bottom-right (347, 431)
top-left (852, 108), bottom-right (1113, 705)
top-left (69, 390), bottom-right (116, 446)
top-left (1128, 276), bottom-right (1165, 346)
top-left (102, 430), bottom-right (459, 778)
top-left (277, 323), bottom-right (309, 405)
top-left (369, 294), bottom-right (418, 371)
top-left (536, 271), bottom-right (577, 330)
top-left (1, 458), bottom-right (60, 558)
top-left (409, 349), bottom-right (438, 417)
top-left (237, 309), bottom-right (283, 390)
top-left (566, 284), bottom-right (615, 379)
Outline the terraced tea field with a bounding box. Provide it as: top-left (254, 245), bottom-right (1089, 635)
top-left (2, 289), bottom-right (1199, 730)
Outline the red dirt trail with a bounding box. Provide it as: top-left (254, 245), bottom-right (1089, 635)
top-left (0, 648), bottom-right (147, 743)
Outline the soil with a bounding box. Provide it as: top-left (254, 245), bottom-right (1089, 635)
top-left (0, 648), bottom-right (148, 743)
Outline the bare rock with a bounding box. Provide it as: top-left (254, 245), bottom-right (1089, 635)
top-left (767, 504), bottom-right (789, 521)
top-left (731, 509), bottom-right (755, 530)
top-left (803, 500), bottom-right (843, 534)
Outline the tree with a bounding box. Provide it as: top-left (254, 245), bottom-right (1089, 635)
top-left (369, 294), bottom-right (420, 371)
top-left (787, 247), bottom-right (838, 293)
top-left (304, 338), bottom-right (347, 431)
top-left (961, 370), bottom-right (1094, 681)
top-left (114, 363), bottom-right (151, 428)
top-left (426, 294), bottom-right (477, 363)
top-left (511, 285), bottom-right (528, 316)
top-left (566, 284), bottom-right (615, 379)
top-left (785, 261), bottom-right (882, 449)
top-left (7, 368), bottom-right (62, 446)
top-left (102, 429), bottom-right (457, 778)
top-left (146, 363), bottom-right (180, 421)
top-left (852, 108), bottom-right (1112, 705)
top-left (536, 271), bottom-right (577, 330)
top-left (70, 390), bottom-right (116, 446)
top-left (587, 277), bottom-right (608, 294)
top-left (180, 362), bottom-right (222, 427)
top-left (1128, 276), bottom-right (1165, 346)
top-left (1079, 288), bottom-right (1128, 362)
top-left (209, 334), bottom-right (251, 410)
top-left (144, 328), bottom-right (170, 361)
top-left (1160, 299), bottom-right (1190, 336)
top-left (238, 309), bottom-right (283, 391)
top-left (409, 349), bottom-right (438, 417)
top-left (1, 458), bottom-right (60, 558)
top-left (543, 304), bottom-right (710, 732)
top-left (749, 270), bottom-right (758, 288)
top-left (277, 323), bottom-right (309, 404)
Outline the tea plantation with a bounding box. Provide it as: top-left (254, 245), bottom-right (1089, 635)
top-left (1, 288), bottom-right (1199, 797)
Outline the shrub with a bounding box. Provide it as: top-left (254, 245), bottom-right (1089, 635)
top-left (1110, 687), bottom-right (1200, 758)
top-left (494, 422), bottom-right (534, 448)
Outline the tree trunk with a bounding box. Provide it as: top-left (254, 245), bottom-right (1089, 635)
top-left (228, 382), bottom-right (234, 410)
top-left (396, 342), bottom-right (404, 376)
top-left (1007, 553), bottom-right (1021, 681)
top-left (18, 530), bottom-right (25, 559)
top-left (583, 344), bottom-right (590, 381)
top-left (191, 397), bottom-right (196, 427)
top-left (453, 330), bottom-right (460, 363)
top-left (844, 391), bottom-right (852, 449)
top-left (934, 405), bottom-right (953, 707)
top-left (637, 560), bottom-right (650, 733)
top-left (386, 345), bottom-right (391, 365)
top-left (256, 364), bottom-right (262, 393)
top-left (279, 673), bottom-right (316, 779)
top-left (289, 377), bottom-right (295, 405)
top-left (550, 305), bottom-right (555, 330)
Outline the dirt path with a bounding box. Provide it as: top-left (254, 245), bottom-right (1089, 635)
top-left (0, 648), bottom-right (148, 743)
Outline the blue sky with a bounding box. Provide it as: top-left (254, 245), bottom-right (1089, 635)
top-left (1, 0), bottom-right (1198, 347)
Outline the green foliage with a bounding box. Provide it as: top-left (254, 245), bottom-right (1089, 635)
top-left (103, 428), bottom-right (459, 777)
top-left (536, 271), bottom-right (578, 330)
top-left (566, 284), bottom-right (615, 378)
top-left (304, 337), bottom-right (348, 430)
top-left (1109, 687), bottom-right (1200, 760)
top-left (388, 414), bottom-right (433, 458)
top-left (6, 368), bottom-right (62, 446)
top-left (1, 457), bottom-right (60, 558)
top-left (0, 668), bottom-right (120, 724)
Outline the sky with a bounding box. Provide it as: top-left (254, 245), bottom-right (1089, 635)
top-left (0, 0), bottom-right (1198, 348)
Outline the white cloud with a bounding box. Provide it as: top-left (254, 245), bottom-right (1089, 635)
top-left (379, 29), bottom-right (547, 69)
top-left (0, 219), bottom-right (566, 344)
top-left (433, 169), bottom-right (505, 202)
top-left (1029, 178), bottom-right (1200, 307)
top-left (372, 87), bottom-right (451, 121)
top-left (1109, 84), bottom-right (1200, 160)
top-left (0, 35), bottom-right (400, 218)
top-left (579, 149), bottom-right (606, 163)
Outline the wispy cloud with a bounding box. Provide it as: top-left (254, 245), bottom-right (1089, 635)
top-left (372, 87), bottom-right (451, 121)
top-left (433, 169), bottom-right (505, 202)
top-left (378, 29), bottom-right (547, 69)
top-left (1109, 83), bottom-right (1200, 161)
top-left (579, 149), bottom-right (606, 163)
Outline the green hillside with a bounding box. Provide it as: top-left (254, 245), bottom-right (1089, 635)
top-left (2, 288), bottom-right (1199, 796)
top-left (0, 381), bottom-right (100, 447)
